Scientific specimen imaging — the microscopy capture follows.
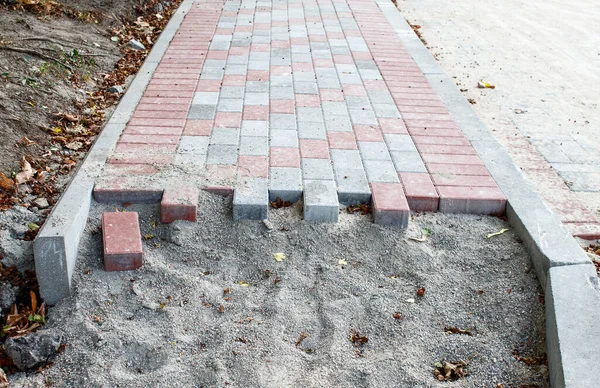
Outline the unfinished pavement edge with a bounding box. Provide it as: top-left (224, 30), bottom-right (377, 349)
top-left (375, 1), bottom-right (600, 387)
top-left (33, 0), bottom-right (196, 306)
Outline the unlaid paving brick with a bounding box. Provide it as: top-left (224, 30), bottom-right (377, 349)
top-left (161, 185), bottom-right (199, 223)
top-left (370, 182), bottom-right (410, 228)
top-left (303, 179), bottom-right (339, 222)
top-left (93, 179), bottom-right (163, 203)
top-left (334, 168), bottom-right (371, 205)
top-left (102, 212), bottom-right (143, 272)
top-left (399, 172), bottom-right (439, 212)
top-left (233, 177), bottom-right (269, 220)
top-left (437, 186), bottom-right (507, 215)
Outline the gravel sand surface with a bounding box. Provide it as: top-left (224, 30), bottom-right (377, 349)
top-left (12, 191), bottom-right (548, 387)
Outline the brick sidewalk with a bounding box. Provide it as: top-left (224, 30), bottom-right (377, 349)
top-left (94, 0), bottom-right (506, 224)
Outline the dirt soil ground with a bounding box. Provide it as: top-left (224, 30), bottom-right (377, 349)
top-left (0, 0), bottom-right (180, 377)
top-left (10, 191), bottom-right (548, 387)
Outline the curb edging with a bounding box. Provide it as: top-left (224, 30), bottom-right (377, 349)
top-left (375, 2), bottom-right (600, 386)
top-left (33, 0), bottom-right (196, 306)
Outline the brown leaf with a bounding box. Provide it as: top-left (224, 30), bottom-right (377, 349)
top-left (218, 305), bottom-right (224, 314)
top-left (14, 157), bottom-right (34, 185)
top-left (349, 329), bottom-right (368, 346)
top-left (444, 326), bottom-right (473, 336)
top-left (270, 197), bottom-right (292, 209)
top-left (0, 172), bottom-right (15, 192)
top-left (295, 332), bottom-right (308, 347)
top-left (416, 287), bottom-right (426, 297)
top-left (393, 312), bottom-right (402, 320)
top-left (30, 290), bottom-right (37, 312)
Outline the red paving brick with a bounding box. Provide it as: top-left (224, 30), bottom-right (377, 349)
top-left (161, 185), bottom-right (199, 223)
top-left (102, 212), bottom-right (143, 272)
top-left (300, 139), bottom-right (330, 159)
top-left (399, 172), bottom-right (439, 212)
top-left (370, 182), bottom-right (410, 227)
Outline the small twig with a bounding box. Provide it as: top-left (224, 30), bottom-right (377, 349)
top-left (0, 46), bottom-right (73, 72)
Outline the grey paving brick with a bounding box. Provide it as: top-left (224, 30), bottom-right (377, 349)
top-left (294, 72), bottom-right (317, 82)
top-left (173, 153), bottom-right (207, 169)
top-left (240, 136), bottom-right (268, 156)
top-left (292, 53), bottom-right (313, 63)
top-left (271, 56), bottom-right (291, 66)
top-left (188, 104), bottom-right (216, 120)
top-left (246, 81), bottom-right (270, 93)
top-left (334, 168), bottom-right (371, 205)
top-left (210, 127), bottom-right (240, 145)
top-left (270, 113), bottom-right (297, 130)
top-left (302, 158), bottom-right (335, 180)
top-left (373, 103), bottom-right (401, 118)
top-left (317, 77), bottom-right (341, 89)
top-left (227, 55), bottom-right (249, 65)
top-left (233, 177), bottom-right (268, 220)
top-left (298, 122), bottom-right (327, 139)
top-left (241, 120), bottom-right (269, 137)
top-left (291, 45), bottom-right (311, 54)
top-left (355, 60), bottom-right (378, 70)
top-left (363, 160), bottom-right (400, 183)
top-left (220, 86), bottom-right (245, 99)
top-left (303, 180), bottom-right (339, 222)
top-left (203, 59), bottom-right (226, 69)
top-left (250, 51), bottom-right (269, 61)
top-left (270, 129), bottom-right (299, 147)
top-left (325, 116), bottom-right (353, 132)
top-left (248, 60), bottom-right (270, 71)
top-left (358, 142), bottom-right (392, 161)
top-left (312, 50), bottom-right (332, 59)
top-left (270, 86), bottom-right (294, 100)
top-left (331, 46), bottom-right (351, 55)
top-left (200, 68), bottom-right (225, 80)
top-left (322, 101), bottom-right (348, 117)
top-left (384, 134), bottom-right (418, 152)
top-left (225, 64), bottom-right (247, 75)
top-left (217, 98), bottom-right (243, 112)
top-left (359, 69), bottom-right (383, 80)
top-left (244, 93), bottom-right (269, 106)
top-left (294, 82), bottom-right (319, 94)
top-left (193, 92), bottom-right (219, 105)
top-left (252, 36), bottom-right (271, 44)
top-left (368, 90), bottom-right (395, 104)
top-left (390, 151), bottom-right (428, 173)
top-left (331, 149), bottom-right (364, 170)
top-left (271, 75), bottom-right (293, 87)
top-left (269, 167), bottom-right (303, 202)
top-left (206, 144), bottom-right (238, 165)
top-left (178, 136), bottom-right (209, 154)
top-left (297, 107), bottom-right (324, 123)
top-left (349, 109), bottom-right (378, 125)
top-left (231, 39), bottom-right (251, 47)
top-left (338, 73), bottom-right (363, 85)
top-left (345, 96), bottom-right (370, 109)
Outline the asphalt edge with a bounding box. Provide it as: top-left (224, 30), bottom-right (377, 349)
top-left (33, 0), bottom-right (196, 306)
top-left (374, 1), bottom-right (600, 387)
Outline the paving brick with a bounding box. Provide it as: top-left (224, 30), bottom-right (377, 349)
top-left (183, 120), bottom-right (213, 136)
top-left (203, 185), bottom-right (234, 197)
top-left (358, 141), bottom-right (391, 161)
top-left (302, 158), bottom-right (335, 180)
top-left (334, 168), bottom-right (371, 205)
top-left (427, 163), bottom-right (490, 176)
top-left (363, 160), bottom-right (400, 183)
top-left (298, 122), bottom-right (327, 139)
top-left (399, 172), bottom-right (439, 212)
top-left (328, 132), bottom-right (357, 149)
top-left (370, 182), bottom-right (410, 228)
top-left (300, 139), bottom-right (329, 159)
top-left (431, 173), bottom-right (497, 187)
top-left (241, 120), bottom-right (269, 137)
top-left (93, 179), bottom-right (163, 203)
top-left (161, 185), bottom-right (199, 223)
top-left (206, 144), bottom-right (239, 165)
top-left (214, 112), bottom-right (242, 128)
top-left (238, 155), bottom-right (268, 177)
top-left (270, 113), bottom-right (297, 130)
top-left (269, 167), bottom-right (303, 202)
top-left (270, 147), bottom-right (301, 167)
top-left (303, 180), bottom-right (339, 222)
top-left (239, 136), bottom-right (269, 156)
top-left (233, 177), bottom-right (269, 220)
top-left (102, 212), bottom-right (143, 271)
top-left (354, 125), bottom-right (384, 142)
top-left (437, 186), bottom-right (507, 215)
top-left (210, 127), bottom-right (240, 145)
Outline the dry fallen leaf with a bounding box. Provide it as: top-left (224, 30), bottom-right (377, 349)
top-left (477, 80), bottom-right (496, 89)
top-left (273, 252), bottom-right (285, 262)
top-left (416, 287), bottom-right (426, 297)
top-left (487, 228), bottom-right (509, 239)
top-left (14, 157), bottom-right (34, 184)
top-left (338, 259), bottom-right (348, 265)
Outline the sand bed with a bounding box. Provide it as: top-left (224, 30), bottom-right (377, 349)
top-left (13, 191), bottom-right (548, 387)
